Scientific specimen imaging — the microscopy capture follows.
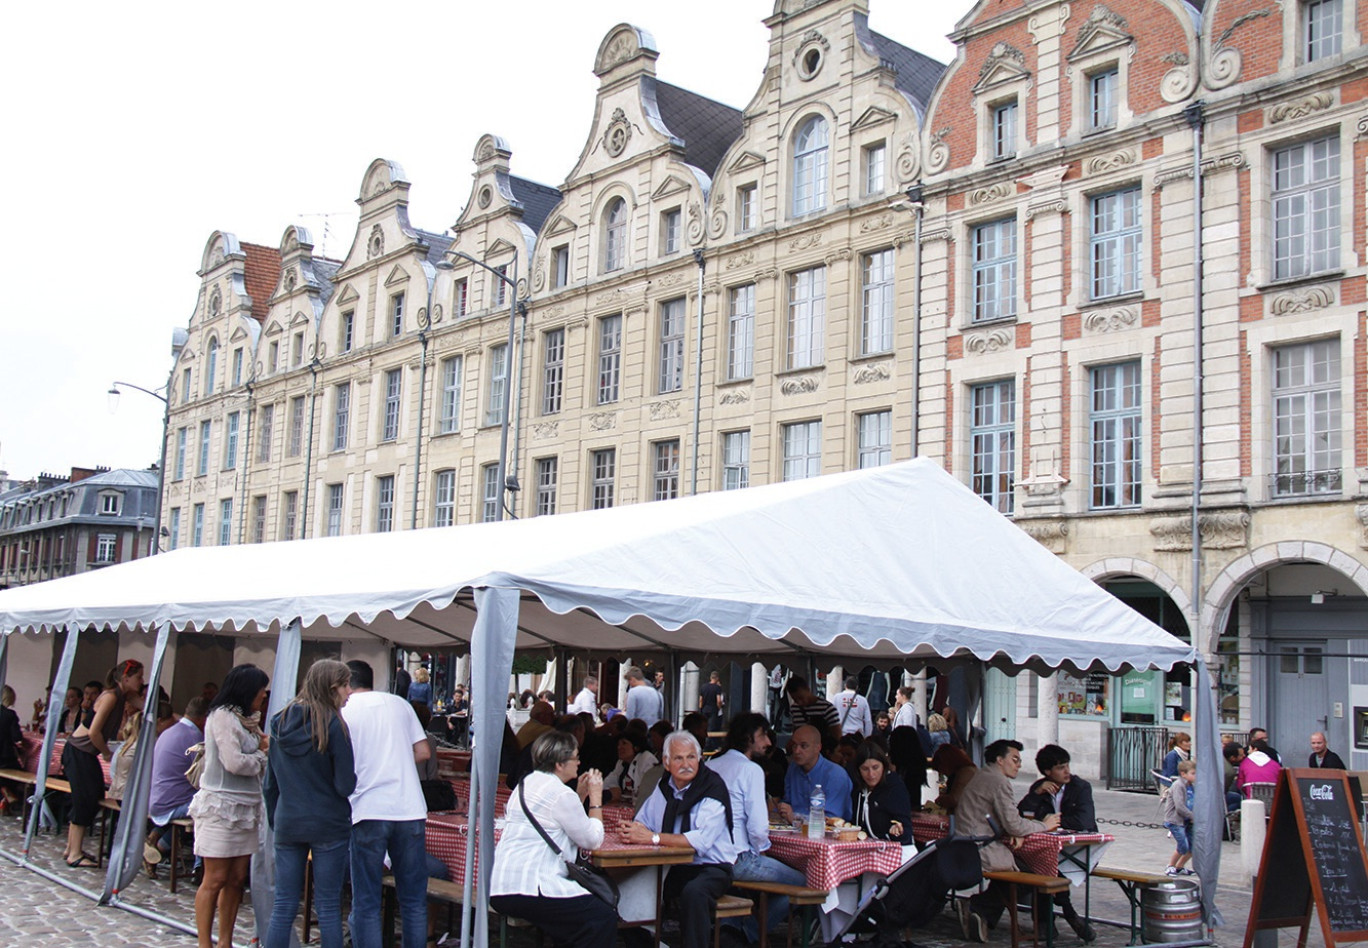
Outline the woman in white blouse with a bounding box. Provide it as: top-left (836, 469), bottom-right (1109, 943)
top-left (490, 731), bottom-right (615, 947)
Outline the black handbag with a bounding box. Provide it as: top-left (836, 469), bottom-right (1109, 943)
top-left (517, 783), bottom-right (620, 908)
top-left (421, 778), bottom-right (457, 812)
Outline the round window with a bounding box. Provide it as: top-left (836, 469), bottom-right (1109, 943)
top-left (799, 47), bottom-right (822, 79)
top-left (477, 186), bottom-right (492, 209)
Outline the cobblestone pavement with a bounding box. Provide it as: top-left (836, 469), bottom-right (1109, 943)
top-left (0, 780), bottom-right (1318, 947)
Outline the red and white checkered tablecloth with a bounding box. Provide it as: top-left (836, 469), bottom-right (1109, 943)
top-left (903, 814), bottom-right (1113, 878)
top-left (26, 735), bottom-right (113, 785)
top-left (766, 830), bottom-right (904, 891)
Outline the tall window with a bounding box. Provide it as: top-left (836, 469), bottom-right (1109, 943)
top-left (737, 185), bottom-right (756, 232)
top-left (653, 440), bottom-right (680, 501)
top-left (218, 499), bottom-right (233, 546)
top-left (326, 484), bottom-right (343, 536)
top-left (181, 367), bottom-right (192, 404)
top-left (282, 491), bottom-right (298, 540)
top-left (787, 267), bottom-right (826, 369)
top-left (174, 427), bottom-right (187, 481)
top-left (168, 507), bottom-right (181, 550)
top-left (597, 315), bottom-right (622, 404)
top-left (552, 246), bottom-right (570, 289)
top-left (481, 464), bottom-right (500, 522)
top-left (861, 250), bottom-right (895, 354)
top-left (971, 380), bottom-right (1016, 514)
top-left (973, 218), bottom-right (1017, 322)
top-left (251, 496), bottom-right (267, 543)
top-left (1273, 339), bottom-right (1341, 496)
top-left (204, 339), bottom-right (218, 396)
top-left (493, 266), bottom-right (509, 307)
top-left (1272, 136), bottom-right (1340, 281)
top-left (96, 534), bottom-right (116, 564)
top-left (542, 329), bottom-right (564, 415)
top-left (231, 348), bottom-right (244, 387)
top-left (1089, 68), bottom-right (1119, 129)
top-left (433, 470), bottom-right (456, 527)
top-left (224, 412), bottom-right (239, 470)
top-left (722, 431), bottom-right (750, 491)
top-left (863, 142), bottom-right (886, 196)
top-left (288, 396), bottom-right (305, 457)
top-left (1090, 362), bottom-right (1142, 509)
top-left (390, 293), bottom-right (405, 337)
top-left (375, 476), bottom-right (395, 532)
top-left (535, 458), bottom-right (558, 516)
top-left (603, 198), bottom-right (627, 272)
top-left (662, 208), bottom-right (681, 255)
top-left (341, 311), bottom-right (354, 352)
top-left (782, 421), bottom-right (822, 481)
top-left (728, 285), bottom-right (755, 380)
top-left (439, 356), bottom-right (463, 433)
top-left (659, 298), bottom-right (685, 394)
top-left (857, 411), bottom-right (892, 469)
top-left (1305, 0), bottom-right (1343, 61)
top-left (382, 368), bottom-right (403, 441)
top-left (332, 383), bottom-right (350, 451)
top-left (591, 449), bottom-right (616, 509)
top-left (485, 345), bottom-right (508, 427)
top-left (268, 340), bottom-right (279, 374)
top-left (257, 404), bottom-right (274, 463)
top-left (992, 101), bottom-right (1018, 160)
top-left (197, 420), bottom-right (211, 476)
top-left (454, 279), bottom-right (468, 317)
top-left (1091, 187), bottom-right (1142, 300)
top-left (292, 332), bottom-right (304, 367)
top-left (192, 504), bottom-right (205, 547)
top-left (792, 116), bottom-right (829, 215)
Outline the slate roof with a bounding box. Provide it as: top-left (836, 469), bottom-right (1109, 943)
top-left (414, 229), bottom-right (455, 268)
top-left (653, 81), bottom-right (745, 182)
top-left (509, 176), bottom-right (562, 234)
top-left (866, 27), bottom-right (947, 110)
top-left (241, 242), bottom-right (283, 324)
top-left (313, 256), bottom-right (343, 306)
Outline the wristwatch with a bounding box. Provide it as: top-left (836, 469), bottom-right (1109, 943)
top-left (651, 832), bottom-right (661, 846)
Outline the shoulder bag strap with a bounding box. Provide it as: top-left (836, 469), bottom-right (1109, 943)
top-left (518, 782), bottom-right (570, 862)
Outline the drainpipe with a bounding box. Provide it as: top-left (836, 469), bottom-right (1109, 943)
top-left (691, 249), bottom-right (706, 494)
top-left (507, 298), bottom-right (529, 516)
top-left (411, 310), bottom-right (431, 530)
top-left (301, 357), bottom-right (320, 538)
top-left (238, 382), bottom-right (254, 544)
top-left (1185, 101), bottom-right (1205, 654)
top-left (898, 187), bottom-right (925, 457)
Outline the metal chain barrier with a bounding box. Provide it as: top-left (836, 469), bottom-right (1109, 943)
top-left (1096, 816), bottom-right (1167, 831)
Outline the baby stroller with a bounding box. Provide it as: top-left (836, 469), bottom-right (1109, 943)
top-left (825, 820), bottom-right (1000, 948)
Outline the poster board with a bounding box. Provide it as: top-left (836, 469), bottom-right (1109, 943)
top-left (1244, 769), bottom-right (1368, 948)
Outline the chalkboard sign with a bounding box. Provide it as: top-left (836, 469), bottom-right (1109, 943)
top-left (1245, 769), bottom-right (1368, 947)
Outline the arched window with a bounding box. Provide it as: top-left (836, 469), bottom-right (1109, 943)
top-left (792, 116), bottom-right (829, 216)
top-left (603, 198), bottom-right (627, 273)
top-left (204, 338), bottom-right (218, 396)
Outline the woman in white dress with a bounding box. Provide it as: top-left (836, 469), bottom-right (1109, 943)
top-left (189, 663), bottom-right (270, 948)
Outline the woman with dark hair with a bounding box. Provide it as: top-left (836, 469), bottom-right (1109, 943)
top-left (852, 741), bottom-right (913, 843)
top-left (604, 730), bottom-right (656, 804)
top-left (63, 659), bottom-right (144, 867)
top-left (888, 725), bottom-right (928, 811)
top-left (0, 685), bottom-right (25, 812)
top-left (931, 743), bottom-right (978, 815)
top-left (190, 663), bottom-right (270, 948)
top-left (263, 659), bottom-right (356, 948)
top-left (490, 731), bottom-right (613, 948)
top-left (56, 686), bottom-right (83, 736)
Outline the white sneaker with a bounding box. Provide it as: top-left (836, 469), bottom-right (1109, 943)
top-left (1165, 866), bottom-right (1179, 876)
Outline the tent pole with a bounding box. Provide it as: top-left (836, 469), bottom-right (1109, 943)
top-left (251, 619), bottom-right (303, 944)
top-left (26, 624), bottom-right (80, 858)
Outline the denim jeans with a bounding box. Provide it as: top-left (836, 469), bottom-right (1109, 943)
top-left (267, 837), bottom-right (349, 948)
top-left (349, 819), bottom-right (428, 948)
top-left (729, 850), bottom-right (808, 942)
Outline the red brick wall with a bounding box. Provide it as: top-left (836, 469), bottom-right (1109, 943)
top-left (1208, 0), bottom-right (1286, 83)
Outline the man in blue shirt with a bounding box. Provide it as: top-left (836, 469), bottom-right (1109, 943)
top-left (623, 665), bottom-right (665, 727)
top-left (777, 725), bottom-right (853, 823)
top-left (625, 731), bottom-right (737, 948)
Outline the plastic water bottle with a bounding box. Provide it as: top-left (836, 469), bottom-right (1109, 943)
top-left (807, 784), bottom-right (825, 839)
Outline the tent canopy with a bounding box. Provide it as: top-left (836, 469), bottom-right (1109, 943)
top-left (0, 459), bottom-right (1193, 675)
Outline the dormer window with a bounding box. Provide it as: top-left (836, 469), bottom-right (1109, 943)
top-left (661, 208), bottom-right (681, 256)
top-left (552, 246), bottom-right (570, 288)
top-left (204, 339), bottom-right (218, 396)
top-left (100, 492), bottom-right (122, 516)
top-left (792, 116), bottom-right (829, 216)
top-left (1088, 68), bottom-right (1119, 130)
top-left (862, 142), bottom-right (886, 196)
top-left (992, 101), bottom-right (1018, 160)
top-left (603, 198), bottom-right (627, 272)
top-left (390, 293), bottom-right (405, 337)
top-left (231, 347), bottom-right (244, 386)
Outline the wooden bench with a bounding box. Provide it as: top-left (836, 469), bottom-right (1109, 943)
top-left (733, 879), bottom-right (829, 948)
top-left (982, 870), bottom-right (1071, 948)
top-left (380, 875), bottom-right (536, 948)
top-left (0, 769), bottom-right (40, 824)
top-left (1091, 867), bottom-right (1170, 946)
top-left (167, 818), bottom-right (195, 893)
top-left (713, 895), bottom-right (755, 948)
top-left (95, 797), bottom-right (121, 867)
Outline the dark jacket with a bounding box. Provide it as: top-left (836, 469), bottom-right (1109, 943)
top-left (264, 705), bottom-right (357, 844)
top-left (0, 706), bottom-right (22, 770)
top-left (1309, 750), bottom-right (1347, 769)
top-left (1018, 775), bottom-right (1097, 832)
top-left (852, 777), bottom-right (913, 843)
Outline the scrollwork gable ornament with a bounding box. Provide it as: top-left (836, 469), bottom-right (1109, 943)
top-left (603, 108), bottom-right (633, 158)
top-left (686, 201), bottom-right (706, 246)
top-left (1160, 51), bottom-right (1195, 103)
top-left (1068, 5), bottom-right (1131, 60)
top-left (926, 127), bottom-right (952, 175)
top-left (1206, 8), bottom-right (1271, 90)
top-left (895, 131), bottom-right (921, 184)
top-left (367, 224), bottom-right (384, 259)
top-left (974, 43), bottom-right (1030, 94)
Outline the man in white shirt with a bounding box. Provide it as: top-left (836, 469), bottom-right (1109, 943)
top-left (623, 665), bottom-right (665, 727)
top-left (891, 685), bottom-right (919, 730)
top-left (707, 712), bottom-right (807, 943)
top-left (568, 675), bottom-right (599, 718)
top-left (835, 676), bottom-right (873, 738)
top-left (343, 660), bottom-right (432, 948)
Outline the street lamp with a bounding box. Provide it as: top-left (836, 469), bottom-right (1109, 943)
top-left (411, 257), bottom-right (460, 529)
top-left (108, 380), bottom-right (171, 555)
top-left (449, 249), bottom-right (520, 521)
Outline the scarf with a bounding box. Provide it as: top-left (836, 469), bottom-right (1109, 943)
top-left (658, 765), bottom-right (733, 837)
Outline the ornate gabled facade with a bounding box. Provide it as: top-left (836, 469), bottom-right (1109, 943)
top-left (156, 0), bottom-right (1368, 775)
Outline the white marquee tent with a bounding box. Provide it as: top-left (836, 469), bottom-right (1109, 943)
top-left (0, 459), bottom-right (1224, 941)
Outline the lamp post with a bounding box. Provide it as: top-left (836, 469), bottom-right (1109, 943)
top-left (107, 380), bottom-right (170, 555)
top-left (411, 257), bottom-right (460, 529)
top-left (450, 249), bottom-right (519, 521)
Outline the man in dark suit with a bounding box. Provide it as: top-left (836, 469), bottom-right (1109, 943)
top-left (1018, 744), bottom-right (1097, 942)
top-left (1308, 731), bottom-right (1347, 769)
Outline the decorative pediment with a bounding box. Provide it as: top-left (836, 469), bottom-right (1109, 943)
top-left (728, 151), bottom-right (767, 173)
top-left (288, 311), bottom-right (311, 328)
top-left (651, 175), bottom-right (692, 200)
top-left (1068, 5), bottom-right (1132, 61)
top-left (383, 265), bottom-right (411, 288)
top-left (852, 106), bottom-right (897, 131)
top-left (974, 43), bottom-right (1029, 94)
top-left (485, 238), bottom-right (519, 258)
top-left (228, 325), bottom-right (253, 344)
top-left (335, 284), bottom-right (360, 306)
top-left (263, 320), bottom-right (285, 337)
top-left (544, 215), bottom-right (577, 237)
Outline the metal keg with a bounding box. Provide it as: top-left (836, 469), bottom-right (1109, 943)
top-left (1141, 879), bottom-right (1204, 943)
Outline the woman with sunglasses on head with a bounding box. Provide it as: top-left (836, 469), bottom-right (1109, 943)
top-left (62, 659), bottom-right (144, 868)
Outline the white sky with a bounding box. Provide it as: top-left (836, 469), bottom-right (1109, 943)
top-left (0, 1), bottom-right (963, 480)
